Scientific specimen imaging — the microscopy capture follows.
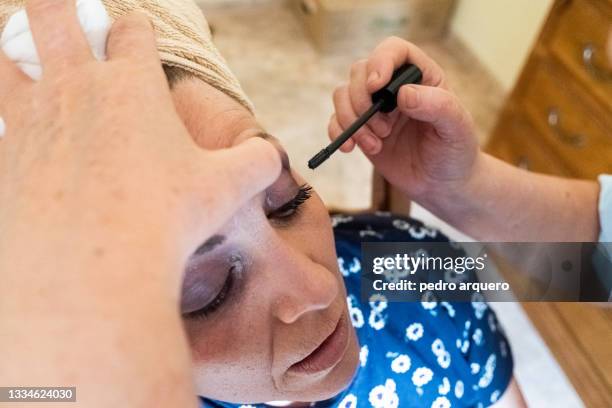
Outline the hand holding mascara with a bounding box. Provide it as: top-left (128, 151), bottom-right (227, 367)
top-left (308, 64), bottom-right (422, 170)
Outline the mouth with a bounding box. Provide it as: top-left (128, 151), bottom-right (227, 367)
top-left (288, 310), bottom-right (350, 375)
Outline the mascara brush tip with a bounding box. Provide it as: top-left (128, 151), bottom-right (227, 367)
top-left (308, 148), bottom-right (330, 169)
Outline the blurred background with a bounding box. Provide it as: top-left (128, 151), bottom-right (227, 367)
top-left (197, 0), bottom-right (611, 407)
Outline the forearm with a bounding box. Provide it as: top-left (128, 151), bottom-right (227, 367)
top-left (0, 219), bottom-right (197, 407)
top-left (421, 152), bottom-right (601, 242)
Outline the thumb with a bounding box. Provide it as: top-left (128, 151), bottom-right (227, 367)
top-left (197, 137), bottom-right (282, 223)
top-left (397, 84), bottom-right (474, 142)
top-left (213, 137), bottom-right (282, 199)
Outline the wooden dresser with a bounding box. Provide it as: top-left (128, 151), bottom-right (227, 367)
top-left (486, 1), bottom-right (612, 406)
top-left (487, 0), bottom-right (612, 177)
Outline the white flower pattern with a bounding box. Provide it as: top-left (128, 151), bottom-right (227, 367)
top-left (347, 295), bottom-right (364, 328)
top-left (455, 380), bottom-right (465, 398)
top-left (490, 390), bottom-right (500, 403)
top-left (412, 367), bottom-right (434, 387)
top-left (360, 345), bottom-right (369, 367)
top-left (338, 393), bottom-right (358, 408)
top-left (431, 396), bottom-right (451, 408)
top-left (478, 354), bottom-right (497, 388)
top-left (390, 354), bottom-right (411, 374)
top-left (432, 339), bottom-right (451, 369)
top-left (406, 323), bottom-right (424, 341)
top-left (472, 328), bottom-right (483, 346)
top-left (368, 379), bottom-right (399, 408)
top-left (438, 377), bottom-right (451, 395)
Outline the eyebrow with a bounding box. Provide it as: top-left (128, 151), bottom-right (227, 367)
top-left (255, 132), bottom-right (290, 171)
top-left (193, 234), bottom-right (226, 256)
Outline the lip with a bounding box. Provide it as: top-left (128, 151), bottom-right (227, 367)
top-left (288, 310), bottom-right (350, 375)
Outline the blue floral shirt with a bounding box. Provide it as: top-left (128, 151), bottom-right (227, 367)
top-left (201, 213), bottom-right (514, 408)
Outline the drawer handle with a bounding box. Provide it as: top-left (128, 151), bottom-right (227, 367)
top-left (582, 43), bottom-right (612, 82)
top-left (547, 108), bottom-right (586, 148)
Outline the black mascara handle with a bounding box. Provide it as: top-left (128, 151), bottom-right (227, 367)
top-left (371, 64), bottom-right (423, 113)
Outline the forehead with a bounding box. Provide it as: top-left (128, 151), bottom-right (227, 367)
top-left (170, 77), bottom-right (256, 148)
top-left (171, 78), bottom-right (291, 169)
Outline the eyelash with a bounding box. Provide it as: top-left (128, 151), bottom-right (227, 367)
top-left (184, 185), bottom-right (313, 321)
top-left (268, 184), bottom-right (313, 220)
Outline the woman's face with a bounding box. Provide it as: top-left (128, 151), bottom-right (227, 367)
top-left (170, 78), bottom-right (360, 403)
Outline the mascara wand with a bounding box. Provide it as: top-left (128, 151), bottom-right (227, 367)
top-left (308, 63), bottom-right (422, 170)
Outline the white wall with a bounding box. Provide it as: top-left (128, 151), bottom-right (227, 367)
top-left (451, 0), bottom-right (554, 91)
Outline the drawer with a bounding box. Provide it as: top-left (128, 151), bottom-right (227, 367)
top-left (521, 61), bottom-right (612, 179)
top-left (487, 112), bottom-right (572, 177)
top-left (548, 0), bottom-right (612, 111)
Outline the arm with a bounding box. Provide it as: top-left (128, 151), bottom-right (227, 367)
top-left (0, 221), bottom-right (198, 407)
top-left (0, 2), bottom-right (280, 405)
top-left (328, 37), bottom-right (601, 242)
top-left (421, 152), bottom-right (601, 242)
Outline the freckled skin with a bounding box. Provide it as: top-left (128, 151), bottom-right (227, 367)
top-left (171, 78), bottom-right (360, 404)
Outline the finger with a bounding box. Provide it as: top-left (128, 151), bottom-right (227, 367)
top-left (384, 110), bottom-right (402, 132)
top-left (366, 36), bottom-right (446, 93)
top-left (348, 59), bottom-right (391, 138)
top-left (0, 50), bottom-right (31, 111)
top-left (328, 114), bottom-right (355, 153)
top-left (398, 84), bottom-right (474, 143)
top-left (332, 85), bottom-right (382, 155)
top-left (106, 12), bottom-right (159, 63)
top-left (203, 137), bottom-right (281, 220)
top-left (26, 0), bottom-right (93, 73)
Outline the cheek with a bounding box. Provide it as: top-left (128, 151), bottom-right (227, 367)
top-left (301, 195), bottom-right (339, 268)
top-left (183, 276), bottom-right (273, 366)
top-left (184, 320), bottom-right (242, 362)
top-left (184, 316), bottom-right (264, 367)
top-left (183, 283), bottom-right (278, 400)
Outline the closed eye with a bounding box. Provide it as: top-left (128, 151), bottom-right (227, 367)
top-left (182, 271), bottom-right (234, 320)
top-left (182, 256), bottom-right (244, 321)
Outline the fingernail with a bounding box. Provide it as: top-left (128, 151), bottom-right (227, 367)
top-left (367, 71), bottom-right (380, 85)
top-left (377, 119), bottom-right (391, 136)
top-left (403, 85), bottom-right (419, 109)
top-left (360, 133), bottom-right (377, 152)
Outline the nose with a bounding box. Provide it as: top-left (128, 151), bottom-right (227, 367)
top-left (266, 242), bottom-right (339, 324)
